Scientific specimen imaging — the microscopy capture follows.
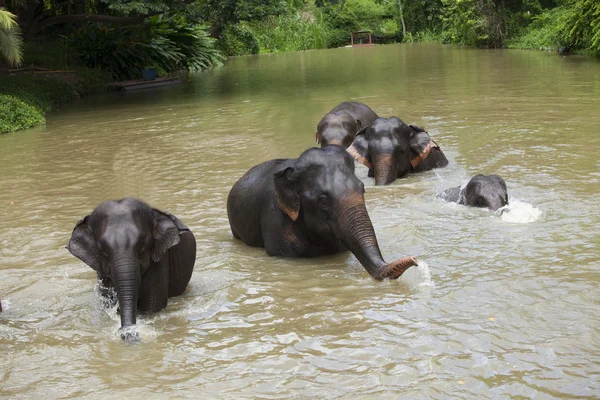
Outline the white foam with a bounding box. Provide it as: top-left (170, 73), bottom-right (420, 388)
top-left (0, 298), bottom-right (10, 311)
top-left (499, 199), bottom-right (542, 223)
top-left (399, 260), bottom-right (433, 289)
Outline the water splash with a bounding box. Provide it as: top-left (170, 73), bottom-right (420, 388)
top-left (499, 199), bottom-right (542, 223)
top-left (399, 260), bottom-right (433, 289)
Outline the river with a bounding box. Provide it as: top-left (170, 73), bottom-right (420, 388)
top-left (1, 43), bottom-right (599, 398)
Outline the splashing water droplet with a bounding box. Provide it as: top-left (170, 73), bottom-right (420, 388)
top-left (500, 199), bottom-right (542, 223)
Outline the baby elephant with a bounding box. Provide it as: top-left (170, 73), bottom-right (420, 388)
top-left (227, 146), bottom-right (418, 280)
top-left (67, 198), bottom-right (196, 340)
top-left (440, 174), bottom-right (508, 211)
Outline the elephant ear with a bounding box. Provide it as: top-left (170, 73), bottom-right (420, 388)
top-left (355, 119), bottom-right (363, 134)
top-left (273, 167), bottom-right (300, 221)
top-left (151, 209), bottom-right (182, 263)
top-left (408, 124), bottom-right (427, 133)
top-left (346, 128), bottom-right (371, 168)
top-left (67, 215), bottom-right (102, 271)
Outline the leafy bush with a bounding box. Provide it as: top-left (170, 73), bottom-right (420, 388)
top-left (0, 94), bottom-right (45, 134)
top-left (507, 7), bottom-right (568, 51)
top-left (218, 22), bottom-right (260, 56)
top-left (250, 14), bottom-right (329, 53)
top-left (0, 74), bottom-right (75, 112)
top-left (563, 0), bottom-right (600, 56)
top-left (68, 14), bottom-right (224, 80)
top-left (441, 0), bottom-right (505, 48)
top-left (23, 38), bottom-right (79, 70)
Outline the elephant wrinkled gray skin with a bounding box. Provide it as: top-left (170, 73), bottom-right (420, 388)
top-left (67, 198), bottom-right (196, 340)
top-left (348, 118), bottom-right (449, 185)
top-left (409, 126), bottom-right (449, 173)
top-left (316, 101), bottom-right (379, 148)
top-left (439, 174), bottom-right (508, 211)
top-left (227, 146), bottom-right (418, 280)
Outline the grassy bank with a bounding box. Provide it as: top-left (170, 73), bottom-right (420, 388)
top-left (0, 68), bottom-right (110, 134)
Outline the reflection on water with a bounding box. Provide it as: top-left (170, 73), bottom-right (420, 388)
top-left (1, 43), bottom-right (600, 398)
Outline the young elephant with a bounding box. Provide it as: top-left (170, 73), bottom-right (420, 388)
top-left (347, 119), bottom-right (448, 185)
top-left (316, 101), bottom-right (379, 148)
top-left (408, 125), bottom-right (449, 173)
top-left (227, 146), bottom-right (418, 280)
top-left (67, 198), bottom-right (196, 340)
top-left (346, 117), bottom-right (413, 185)
top-left (439, 174), bottom-right (508, 211)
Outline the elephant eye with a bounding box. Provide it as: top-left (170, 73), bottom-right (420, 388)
top-left (318, 195), bottom-right (330, 210)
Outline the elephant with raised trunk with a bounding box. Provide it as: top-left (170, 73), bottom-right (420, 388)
top-left (439, 174), bottom-right (508, 211)
top-left (316, 101), bottom-right (379, 148)
top-left (227, 146), bottom-right (418, 280)
top-left (67, 198), bottom-right (196, 340)
top-left (347, 118), bottom-right (448, 185)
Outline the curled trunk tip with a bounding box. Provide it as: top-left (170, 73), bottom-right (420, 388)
top-left (375, 256), bottom-right (418, 281)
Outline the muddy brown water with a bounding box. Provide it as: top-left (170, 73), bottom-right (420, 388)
top-left (1, 43), bottom-right (599, 398)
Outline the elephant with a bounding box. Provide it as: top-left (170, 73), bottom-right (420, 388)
top-left (439, 174), bottom-right (508, 211)
top-left (346, 117), bottom-right (413, 185)
top-left (347, 118), bottom-right (449, 185)
top-left (67, 198), bottom-right (196, 340)
top-left (408, 125), bottom-right (449, 173)
top-left (316, 101), bottom-right (379, 148)
top-left (227, 145), bottom-right (418, 280)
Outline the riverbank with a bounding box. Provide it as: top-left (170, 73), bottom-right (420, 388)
top-left (0, 68), bottom-right (110, 134)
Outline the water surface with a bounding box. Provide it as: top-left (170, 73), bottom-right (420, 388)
top-left (1, 43), bottom-right (600, 398)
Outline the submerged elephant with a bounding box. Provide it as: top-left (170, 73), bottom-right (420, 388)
top-left (227, 146), bottom-right (418, 280)
top-left (316, 101), bottom-right (379, 148)
top-left (347, 118), bottom-right (448, 185)
top-left (439, 174), bottom-right (508, 211)
top-left (67, 198), bottom-right (196, 340)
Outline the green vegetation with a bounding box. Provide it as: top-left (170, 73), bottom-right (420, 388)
top-left (0, 94), bottom-right (44, 134)
top-left (0, 74), bottom-right (76, 134)
top-left (0, 8), bottom-right (23, 66)
top-left (2, 0), bottom-right (599, 135)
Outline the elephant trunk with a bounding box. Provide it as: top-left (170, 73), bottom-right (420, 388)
top-left (111, 254), bottom-right (141, 340)
top-left (335, 195), bottom-right (417, 280)
top-left (373, 153), bottom-right (396, 186)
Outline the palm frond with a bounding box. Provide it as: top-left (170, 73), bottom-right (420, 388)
top-left (0, 9), bottom-right (19, 31)
top-left (0, 27), bottom-right (23, 66)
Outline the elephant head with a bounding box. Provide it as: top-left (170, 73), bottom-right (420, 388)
top-left (273, 146), bottom-right (417, 280)
top-left (67, 198), bottom-right (191, 339)
top-left (440, 174), bottom-right (509, 211)
top-left (316, 111), bottom-right (363, 148)
top-left (346, 117), bottom-right (413, 185)
top-left (408, 125), bottom-right (449, 173)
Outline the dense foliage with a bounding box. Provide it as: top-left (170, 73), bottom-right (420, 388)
top-left (0, 74), bottom-right (77, 134)
top-left (205, 0), bottom-right (600, 56)
top-left (68, 15), bottom-right (223, 80)
top-left (0, 94), bottom-right (44, 134)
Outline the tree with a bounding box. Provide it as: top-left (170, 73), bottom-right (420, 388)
top-left (0, 7), bottom-right (23, 66)
top-left (6, 0), bottom-right (198, 37)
